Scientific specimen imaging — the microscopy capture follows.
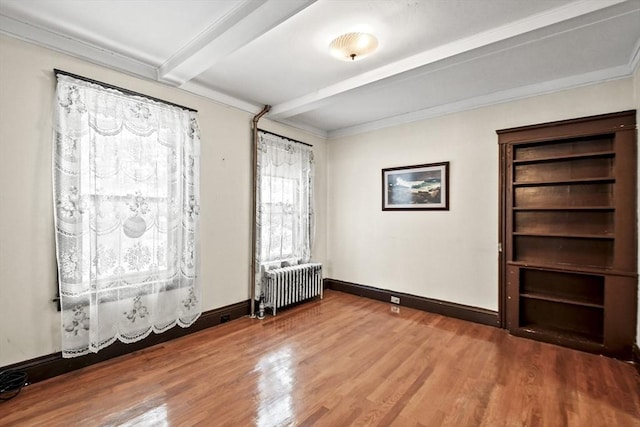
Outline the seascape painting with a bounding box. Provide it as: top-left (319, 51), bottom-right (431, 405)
top-left (382, 162), bottom-right (449, 210)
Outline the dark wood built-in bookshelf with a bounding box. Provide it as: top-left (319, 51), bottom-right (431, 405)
top-left (498, 111), bottom-right (637, 358)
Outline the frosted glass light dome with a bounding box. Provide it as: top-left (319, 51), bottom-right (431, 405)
top-left (329, 32), bottom-right (379, 61)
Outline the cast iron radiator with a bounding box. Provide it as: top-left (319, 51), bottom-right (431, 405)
top-left (263, 263), bottom-right (323, 315)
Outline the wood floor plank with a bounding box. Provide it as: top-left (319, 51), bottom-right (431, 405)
top-left (1, 290), bottom-right (638, 426)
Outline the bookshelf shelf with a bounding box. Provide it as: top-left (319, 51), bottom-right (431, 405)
top-left (499, 111), bottom-right (637, 358)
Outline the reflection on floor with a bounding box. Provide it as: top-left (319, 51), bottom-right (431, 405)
top-left (2, 289), bottom-right (639, 426)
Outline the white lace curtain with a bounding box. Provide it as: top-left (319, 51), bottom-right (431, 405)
top-left (53, 74), bottom-right (201, 358)
top-left (254, 131), bottom-right (314, 299)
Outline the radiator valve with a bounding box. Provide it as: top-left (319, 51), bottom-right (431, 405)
top-left (257, 300), bottom-right (265, 320)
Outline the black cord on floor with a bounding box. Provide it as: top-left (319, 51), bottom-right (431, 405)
top-left (0, 370), bottom-right (28, 401)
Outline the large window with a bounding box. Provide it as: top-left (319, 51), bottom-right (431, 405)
top-left (53, 73), bottom-right (201, 357)
top-left (254, 131), bottom-right (314, 294)
top-left (260, 175), bottom-right (299, 262)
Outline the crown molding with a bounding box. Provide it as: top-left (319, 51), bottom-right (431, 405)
top-left (179, 79), bottom-right (328, 138)
top-left (0, 22), bottom-right (266, 119)
top-left (179, 80), bottom-right (261, 114)
top-left (1, 0), bottom-right (636, 142)
top-left (327, 65), bottom-right (632, 140)
top-left (269, 0), bottom-right (629, 120)
top-left (0, 13), bottom-right (157, 80)
top-left (269, 118), bottom-right (328, 140)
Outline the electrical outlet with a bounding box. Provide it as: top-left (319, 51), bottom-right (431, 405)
top-left (220, 314), bottom-right (231, 323)
top-left (390, 296), bottom-right (400, 304)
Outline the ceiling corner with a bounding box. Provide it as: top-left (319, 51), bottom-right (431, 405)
top-left (0, 13), bottom-right (158, 80)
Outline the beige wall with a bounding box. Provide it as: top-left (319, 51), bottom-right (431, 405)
top-left (327, 78), bottom-right (636, 311)
top-left (0, 31), bottom-right (636, 367)
top-left (0, 35), bottom-right (327, 366)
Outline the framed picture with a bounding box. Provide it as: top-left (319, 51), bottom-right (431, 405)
top-left (382, 162), bottom-right (449, 210)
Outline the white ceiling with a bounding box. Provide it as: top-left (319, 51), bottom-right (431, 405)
top-left (1, 0), bottom-right (639, 138)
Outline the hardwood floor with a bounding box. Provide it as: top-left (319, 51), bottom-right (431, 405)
top-left (2, 290), bottom-right (639, 426)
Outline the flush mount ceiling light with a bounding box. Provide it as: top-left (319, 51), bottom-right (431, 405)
top-left (329, 32), bottom-right (379, 61)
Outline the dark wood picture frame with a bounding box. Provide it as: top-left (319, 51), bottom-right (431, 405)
top-left (382, 162), bottom-right (450, 211)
